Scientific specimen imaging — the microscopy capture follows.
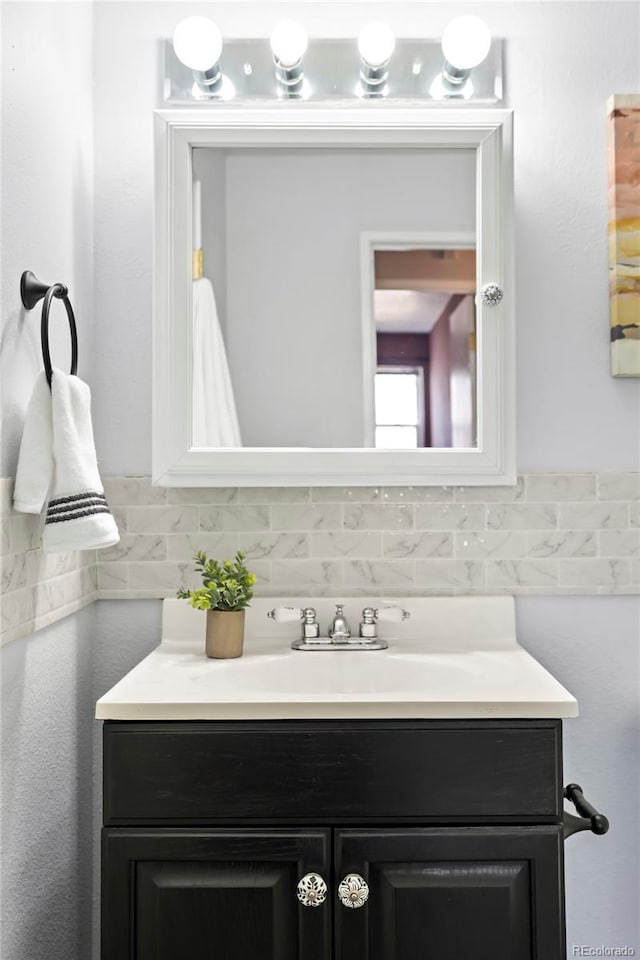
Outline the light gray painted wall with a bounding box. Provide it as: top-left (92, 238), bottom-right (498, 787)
top-left (0, 0), bottom-right (95, 476)
top-left (221, 148), bottom-right (475, 446)
top-left (0, 3), bottom-right (95, 958)
top-left (0, 607), bottom-right (96, 960)
top-left (517, 597), bottom-right (640, 953)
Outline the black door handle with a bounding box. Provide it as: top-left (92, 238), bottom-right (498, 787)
top-left (563, 783), bottom-right (610, 839)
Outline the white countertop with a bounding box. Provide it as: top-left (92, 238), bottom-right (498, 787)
top-left (95, 597), bottom-right (578, 721)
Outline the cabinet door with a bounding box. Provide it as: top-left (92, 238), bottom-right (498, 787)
top-left (335, 827), bottom-right (564, 960)
top-left (102, 829), bottom-right (331, 960)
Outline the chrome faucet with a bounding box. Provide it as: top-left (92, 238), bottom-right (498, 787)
top-left (267, 603), bottom-right (410, 652)
top-left (328, 604), bottom-right (350, 641)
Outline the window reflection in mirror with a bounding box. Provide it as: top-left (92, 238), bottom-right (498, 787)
top-left (373, 248), bottom-right (477, 449)
top-left (375, 370), bottom-right (423, 448)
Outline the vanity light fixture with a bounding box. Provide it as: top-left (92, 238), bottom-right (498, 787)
top-left (270, 20), bottom-right (308, 96)
top-left (172, 16), bottom-right (225, 98)
top-left (357, 22), bottom-right (395, 97)
top-left (440, 16), bottom-right (492, 90)
top-left (165, 29), bottom-right (502, 103)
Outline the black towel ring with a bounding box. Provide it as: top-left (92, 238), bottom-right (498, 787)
top-left (20, 270), bottom-right (78, 388)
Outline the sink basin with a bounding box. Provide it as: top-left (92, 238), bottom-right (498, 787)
top-left (201, 646), bottom-right (496, 697)
top-left (95, 596), bottom-right (578, 720)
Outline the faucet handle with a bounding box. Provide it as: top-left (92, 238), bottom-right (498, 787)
top-left (267, 606), bottom-right (304, 623)
top-left (268, 606), bottom-right (320, 641)
top-left (359, 604), bottom-right (409, 638)
top-left (359, 607), bottom-right (378, 639)
top-left (375, 604), bottom-right (411, 623)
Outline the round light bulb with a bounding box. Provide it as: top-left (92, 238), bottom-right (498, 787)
top-left (358, 22), bottom-right (395, 67)
top-left (442, 16), bottom-right (491, 70)
top-left (173, 17), bottom-right (223, 72)
top-left (270, 20), bottom-right (308, 68)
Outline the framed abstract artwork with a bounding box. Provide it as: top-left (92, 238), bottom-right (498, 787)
top-left (608, 95), bottom-right (640, 376)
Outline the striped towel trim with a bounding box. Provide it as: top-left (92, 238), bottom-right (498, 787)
top-left (47, 498), bottom-right (108, 517)
top-left (45, 491), bottom-right (112, 526)
top-left (48, 491), bottom-right (107, 507)
top-left (46, 506), bottom-right (112, 525)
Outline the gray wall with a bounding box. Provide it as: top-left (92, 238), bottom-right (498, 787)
top-left (0, 1), bottom-right (94, 475)
top-left (0, 3), bottom-right (95, 958)
top-left (0, 608), bottom-right (96, 960)
top-left (517, 597), bottom-right (639, 950)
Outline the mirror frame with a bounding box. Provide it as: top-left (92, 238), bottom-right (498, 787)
top-left (153, 107), bottom-right (514, 486)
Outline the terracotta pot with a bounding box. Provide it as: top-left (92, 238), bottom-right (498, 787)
top-left (205, 609), bottom-right (245, 659)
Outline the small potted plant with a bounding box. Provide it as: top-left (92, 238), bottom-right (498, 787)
top-left (177, 550), bottom-right (257, 659)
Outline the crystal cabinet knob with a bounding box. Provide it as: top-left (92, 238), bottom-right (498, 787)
top-left (297, 873), bottom-right (328, 907)
top-left (338, 873), bottom-right (370, 909)
top-left (479, 282), bottom-right (504, 306)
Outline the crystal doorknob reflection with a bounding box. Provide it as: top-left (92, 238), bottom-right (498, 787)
top-left (338, 873), bottom-right (370, 908)
top-left (479, 282), bottom-right (504, 305)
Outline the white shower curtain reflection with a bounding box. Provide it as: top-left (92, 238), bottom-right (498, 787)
top-left (192, 277), bottom-right (242, 448)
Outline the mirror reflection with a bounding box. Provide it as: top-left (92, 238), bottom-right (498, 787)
top-left (191, 147), bottom-right (476, 449)
top-left (373, 247), bottom-right (476, 449)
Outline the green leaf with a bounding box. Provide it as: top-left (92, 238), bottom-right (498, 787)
top-left (177, 549), bottom-right (256, 610)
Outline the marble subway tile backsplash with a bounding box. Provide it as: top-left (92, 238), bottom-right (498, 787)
top-left (1, 479), bottom-right (96, 646)
top-left (2, 472), bottom-right (639, 644)
top-left (97, 472), bottom-right (640, 601)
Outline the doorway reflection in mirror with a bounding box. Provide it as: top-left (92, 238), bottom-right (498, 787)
top-left (373, 247), bottom-right (477, 449)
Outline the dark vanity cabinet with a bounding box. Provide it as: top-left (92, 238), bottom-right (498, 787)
top-left (103, 830), bottom-right (330, 960)
top-left (101, 720), bottom-right (567, 959)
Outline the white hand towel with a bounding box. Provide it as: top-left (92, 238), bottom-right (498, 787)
top-left (192, 277), bottom-right (242, 448)
top-left (13, 369), bottom-right (119, 552)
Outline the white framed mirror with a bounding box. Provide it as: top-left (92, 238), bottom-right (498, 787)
top-left (153, 107), bottom-right (514, 486)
